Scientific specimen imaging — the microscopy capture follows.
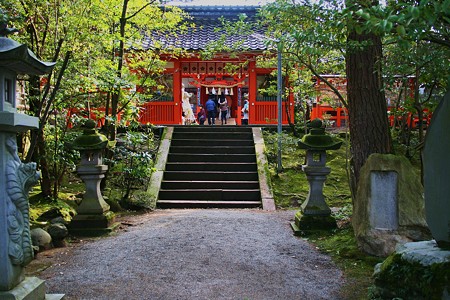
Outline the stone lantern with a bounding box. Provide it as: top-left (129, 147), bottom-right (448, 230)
top-left (0, 25), bottom-right (64, 299)
top-left (291, 119), bottom-right (342, 235)
top-left (69, 119), bottom-right (116, 235)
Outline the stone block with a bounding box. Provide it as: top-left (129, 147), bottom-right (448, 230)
top-left (353, 154), bottom-right (431, 257)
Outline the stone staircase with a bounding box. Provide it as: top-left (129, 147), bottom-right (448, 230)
top-left (157, 126), bottom-right (262, 208)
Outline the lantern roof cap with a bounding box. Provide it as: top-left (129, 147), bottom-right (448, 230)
top-left (298, 119), bottom-right (343, 150)
top-left (0, 36), bottom-right (55, 75)
top-left (70, 120), bottom-right (113, 151)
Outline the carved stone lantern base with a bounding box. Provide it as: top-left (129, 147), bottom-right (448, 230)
top-left (291, 211), bottom-right (337, 236)
top-left (69, 211), bottom-right (117, 236)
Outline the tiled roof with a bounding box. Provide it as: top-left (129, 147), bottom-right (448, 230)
top-left (142, 5), bottom-right (267, 52)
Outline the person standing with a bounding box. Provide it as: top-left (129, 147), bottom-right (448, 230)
top-left (241, 99), bottom-right (249, 125)
top-left (218, 95), bottom-right (228, 125)
top-left (205, 97), bottom-right (216, 125)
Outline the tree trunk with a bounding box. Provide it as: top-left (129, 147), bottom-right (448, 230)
top-left (346, 30), bottom-right (392, 195)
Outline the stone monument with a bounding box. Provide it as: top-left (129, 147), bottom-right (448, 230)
top-left (352, 153), bottom-right (431, 257)
top-left (291, 119), bottom-right (342, 235)
top-left (371, 90), bottom-right (450, 299)
top-left (0, 23), bottom-right (64, 299)
top-left (68, 119), bottom-right (116, 235)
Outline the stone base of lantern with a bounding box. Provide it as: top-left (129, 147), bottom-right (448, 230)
top-left (291, 211), bottom-right (337, 236)
top-left (0, 277), bottom-right (64, 300)
top-left (69, 211), bottom-right (118, 236)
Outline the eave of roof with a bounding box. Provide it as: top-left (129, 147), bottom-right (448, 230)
top-left (142, 5), bottom-right (267, 52)
top-left (0, 37), bottom-right (55, 75)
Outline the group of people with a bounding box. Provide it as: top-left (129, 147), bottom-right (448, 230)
top-left (199, 94), bottom-right (228, 125)
top-left (197, 95), bottom-right (249, 126)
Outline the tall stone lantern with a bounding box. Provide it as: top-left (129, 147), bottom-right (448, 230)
top-left (291, 119), bottom-right (342, 235)
top-left (0, 26), bottom-right (64, 299)
top-left (69, 119), bottom-right (116, 235)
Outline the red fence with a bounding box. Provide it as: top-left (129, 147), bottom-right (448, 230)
top-left (310, 105), bottom-right (348, 127)
top-left (251, 100), bottom-right (294, 125)
top-left (139, 101), bottom-right (179, 125)
top-left (311, 104), bottom-right (432, 128)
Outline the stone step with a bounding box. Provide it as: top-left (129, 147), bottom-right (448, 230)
top-left (163, 171), bottom-right (259, 181)
top-left (165, 162), bottom-right (257, 172)
top-left (174, 126), bottom-right (252, 133)
top-left (169, 146), bottom-right (255, 154)
top-left (161, 180), bottom-right (260, 189)
top-left (157, 126), bottom-right (262, 209)
top-left (156, 200), bottom-right (262, 209)
top-left (170, 139), bottom-right (254, 147)
top-left (172, 131), bottom-right (253, 140)
top-left (159, 189), bottom-right (261, 200)
top-left (167, 153), bottom-right (256, 163)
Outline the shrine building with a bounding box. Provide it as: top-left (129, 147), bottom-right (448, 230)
top-left (138, 5), bottom-right (294, 126)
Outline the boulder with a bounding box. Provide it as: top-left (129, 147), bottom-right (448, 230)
top-left (31, 228), bottom-right (52, 251)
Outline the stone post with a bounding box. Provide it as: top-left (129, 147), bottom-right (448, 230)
top-left (291, 119), bottom-right (342, 235)
top-left (0, 26), bottom-right (63, 299)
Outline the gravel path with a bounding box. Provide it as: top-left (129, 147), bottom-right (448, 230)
top-left (33, 209), bottom-right (345, 300)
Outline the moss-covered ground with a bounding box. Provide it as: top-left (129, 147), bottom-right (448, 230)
top-left (263, 129), bottom-right (383, 299)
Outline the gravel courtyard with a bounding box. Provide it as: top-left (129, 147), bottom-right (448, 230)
top-left (30, 209), bottom-right (346, 300)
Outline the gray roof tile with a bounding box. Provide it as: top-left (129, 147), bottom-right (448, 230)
top-left (143, 5), bottom-right (266, 51)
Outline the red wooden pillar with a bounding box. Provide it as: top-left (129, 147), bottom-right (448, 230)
top-left (236, 86), bottom-right (242, 125)
top-left (173, 60), bottom-right (182, 125)
top-left (248, 60), bottom-right (257, 125)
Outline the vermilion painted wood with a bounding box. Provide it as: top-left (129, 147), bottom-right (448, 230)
top-left (139, 102), bottom-right (176, 125)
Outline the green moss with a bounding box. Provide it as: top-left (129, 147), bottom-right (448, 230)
top-left (29, 191), bottom-right (76, 224)
top-left (371, 254), bottom-right (450, 299)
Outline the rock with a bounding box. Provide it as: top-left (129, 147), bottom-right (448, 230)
top-left (50, 217), bottom-right (68, 225)
top-left (372, 240), bottom-right (450, 299)
top-left (31, 228), bottom-right (52, 251)
top-left (47, 223), bottom-right (68, 248)
top-left (47, 223), bottom-right (68, 240)
top-left (352, 154), bottom-right (431, 257)
top-left (37, 208), bottom-right (64, 222)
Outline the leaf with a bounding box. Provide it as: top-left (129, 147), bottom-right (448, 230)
top-left (396, 25), bottom-right (406, 36)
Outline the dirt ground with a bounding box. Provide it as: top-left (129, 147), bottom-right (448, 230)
top-left (27, 209), bottom-right (346, 300)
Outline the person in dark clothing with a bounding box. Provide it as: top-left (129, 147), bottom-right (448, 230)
top-left (205, 98), bottom-right (216, 125)
top-left (197, 105), bottom-right (206, 125)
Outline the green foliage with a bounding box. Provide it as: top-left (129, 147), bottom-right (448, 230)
top-left (107, 127), bottom-right (158, 209)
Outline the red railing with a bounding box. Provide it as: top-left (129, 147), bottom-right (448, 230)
top-left (138, 101), bottom-right (179, 125)
top-left (388, 107), bottom-right (432, 129)
top-left (311, 104), bottom-right (432, 128)
top-left (310, 105), bottom-right (349, 127)
top-left (251, 100), bottom-right (294, 125)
